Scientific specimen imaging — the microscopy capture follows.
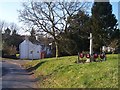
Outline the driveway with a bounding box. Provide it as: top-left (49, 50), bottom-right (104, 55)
top-left (2, 60), bottom-right (38, 89)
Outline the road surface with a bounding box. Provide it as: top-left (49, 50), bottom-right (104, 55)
top-left (2, 60), bottom-right (38, 89)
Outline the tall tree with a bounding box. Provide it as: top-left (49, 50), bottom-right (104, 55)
top-left (12, 29), bottom-right (17, 35)
top-left (18, 1), bottom-right (90, 58)
top-left (60, 10), bottom-right (90, 55)
top-left (4, 28), bottom-right (11, 35)
top-left (2, 28), bottom-right (23, 56)
top-left (91, 2), bottom-right (118, 52)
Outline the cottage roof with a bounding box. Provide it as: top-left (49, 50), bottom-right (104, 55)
top-left (21, 35), bottom-right (42, 45)
top-left (30, 40), bottom-right (41, 45)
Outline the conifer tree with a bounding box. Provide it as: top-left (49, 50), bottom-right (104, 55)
top-left (91, 1), bottom-right (117, 51)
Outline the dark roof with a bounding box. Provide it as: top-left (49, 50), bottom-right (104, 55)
top-left (30, 39), bottom-right (41, 45)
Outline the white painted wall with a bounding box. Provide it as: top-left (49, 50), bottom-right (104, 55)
top-left (19, 39), bottom-right (42, 59)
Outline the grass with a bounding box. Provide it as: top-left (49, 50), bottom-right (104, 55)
top-left (23, 54), bottom-right (119, 88)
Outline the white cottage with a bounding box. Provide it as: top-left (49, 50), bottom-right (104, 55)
top-left (19, 37), bottom-right (42, 59)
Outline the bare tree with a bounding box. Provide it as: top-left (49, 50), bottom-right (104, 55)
top-left (0, 20), bottom-right (8, 33)
top-left (0, 20), bottom-right (19, 34)
top-left (9, 23), bottom-right (18, 32)
top-left (18, 1), bottom-right (90, 58)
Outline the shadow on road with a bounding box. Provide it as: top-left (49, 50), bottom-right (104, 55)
top-left (2, 67), bottom-right (8, 76)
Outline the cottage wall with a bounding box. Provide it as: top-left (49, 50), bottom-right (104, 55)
top-left (19, 39), bottom-right (42, 59)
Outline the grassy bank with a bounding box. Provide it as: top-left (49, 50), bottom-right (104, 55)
top-left (23, 54), bottom-right (119, 88)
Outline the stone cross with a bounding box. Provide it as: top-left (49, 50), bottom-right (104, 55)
top-left (85, 33), bottom-right (93, 62)
top-left (88, 33), bottom-right (93, 56)
top-left (87, 33), bottom-right (93, 62)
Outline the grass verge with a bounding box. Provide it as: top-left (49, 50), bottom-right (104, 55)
top-left (23, 54), bottom-right (118, 88)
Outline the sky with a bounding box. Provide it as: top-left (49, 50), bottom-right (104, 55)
top-left (0, 0), bottom-right (119, 35)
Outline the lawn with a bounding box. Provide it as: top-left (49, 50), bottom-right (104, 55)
top-left (23, 54), bottom-right (119, 88)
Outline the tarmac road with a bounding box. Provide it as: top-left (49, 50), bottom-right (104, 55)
top-left (2, 60), bottom-right (38, 89)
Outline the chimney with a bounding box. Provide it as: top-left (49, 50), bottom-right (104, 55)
top-left (36, 36), bottom-right (38, 41)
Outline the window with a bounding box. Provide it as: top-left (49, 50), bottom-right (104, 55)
top-left (30, 51), bottom-right (33, 54)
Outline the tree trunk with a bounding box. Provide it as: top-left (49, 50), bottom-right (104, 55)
top-left (55, 41), bottom-right (58, 58)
